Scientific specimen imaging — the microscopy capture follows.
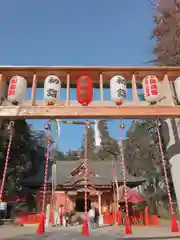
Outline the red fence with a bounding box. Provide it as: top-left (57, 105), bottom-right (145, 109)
top-left (102, 209), bottom-right (159, 226)
top-left (17, 213), bottom-right (42, 224)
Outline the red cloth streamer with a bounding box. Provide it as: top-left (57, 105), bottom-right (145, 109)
top-left (119, 124), bottom-right (132, 235)
top-left (0, 121), bottom-right (14, 201)
top-left (156, 120), bottom-right (179, 232)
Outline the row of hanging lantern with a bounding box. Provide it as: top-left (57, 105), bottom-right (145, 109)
top-left (7, 74), bottom-right (180, 105)
top-left (6, 74), bottom-right (127, 106)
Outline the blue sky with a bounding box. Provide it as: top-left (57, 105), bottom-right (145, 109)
top-left (0, 0), bottom-right (155, 152)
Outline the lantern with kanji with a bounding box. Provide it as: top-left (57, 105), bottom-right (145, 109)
top-left (174, 77), bottom-right (180, 102)
top-left (7, 76), bottom-right (27, 104)
top-left (110, 75), bottom-right (127, 105)
top-left (76, 76), bottom-right (93, 106)
top-left (44, 75), bottom-right (61, 105)
top-left (142, 75), bottom-right (160, 103)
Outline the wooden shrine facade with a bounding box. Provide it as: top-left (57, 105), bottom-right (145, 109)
top-left (0, 66), bottom-right (180, 119)
top-left (22, 160), bottom-right (145, 213)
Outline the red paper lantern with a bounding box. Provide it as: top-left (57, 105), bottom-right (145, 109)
top-left (77, 76), bottom-right (93, 106)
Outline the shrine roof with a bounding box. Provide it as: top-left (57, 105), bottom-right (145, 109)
top-left (21, 160), bottom-right (145, 188)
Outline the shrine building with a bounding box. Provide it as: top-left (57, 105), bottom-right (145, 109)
top-left (22, 160), bottom-right (145, 214)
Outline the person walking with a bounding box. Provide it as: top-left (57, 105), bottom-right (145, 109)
top-left (65, 211), bottom-right (69, 227)
top-left (94, 207), bottom-right (100, 228)
top-left (88, 206), bottom-right (95, 229)
top-left (59, 204), bottom-right (64, 226)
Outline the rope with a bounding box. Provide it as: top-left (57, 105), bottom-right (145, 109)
top-left (84, 121), bottom-right (89, 222)
top-left (119, 124), bottom-right (130, 220)
top-left (0, 121), bottom-right (14, 201)
top-left (41, 137), bottom-right (51, 213)
top-left (112, 162), bottom-right (119, 224)
top-left (156, 119), bottom-right (174, 215)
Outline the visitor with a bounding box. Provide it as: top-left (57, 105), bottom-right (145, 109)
top-left (88, 206), bottom-right (95, 229)
top-left (52, 208), bottom-right (59, 227)
top-left (65, 211), bottom-right (69, 227)
top-left (122, 207), bottom-right (126, 225)
top-left (94, 207), bottom-right (99, 228)
top-left (59, 204), bottom-right (64, 226)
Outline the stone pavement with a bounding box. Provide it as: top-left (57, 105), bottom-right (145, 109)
top-left (1, 224), bottom-right (180, 240)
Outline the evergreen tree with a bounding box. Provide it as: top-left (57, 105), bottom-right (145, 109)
top-left (0, 120), bottom-right (47, 194)
top-left (123, 119), bottom-right (173, 207)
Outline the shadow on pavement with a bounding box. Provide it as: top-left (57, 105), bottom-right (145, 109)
top-left (125, 236), bottom-right (180, 240)
top-left (4, 233), bottom-right (50, 240)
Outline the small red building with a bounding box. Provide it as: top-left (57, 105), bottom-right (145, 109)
top-left (22, 160), bottom-right (145, 215)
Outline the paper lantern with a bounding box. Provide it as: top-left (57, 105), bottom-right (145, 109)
top-left (77, 76), bottom-right (93, 106)
top-left (110, 75), bottom-right (127, 105)
top-left (142, 75), bottom-right (160, 103)
top-left (44, 75), bottom-right (61, 105)
top-left (174, 77), bottom-right (180, 102)
top-left (7, 76), bottom-right (27, 104)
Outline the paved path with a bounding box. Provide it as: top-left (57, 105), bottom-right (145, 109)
top-left (1, 225), bottom-right (180, 240)
top-left (0, 226), bottom-right (124, 240)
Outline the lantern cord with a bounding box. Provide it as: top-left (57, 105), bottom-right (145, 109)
top-left (120, 144), bottom-right (129, 219)
top-left (112, 161), bottom-right (119, 225)
top-left (112, 164), bottom-right (116, 220)
top-left (42, 139), bottom-right (51, 214)
top-left (84, 122), bottom-right (89, 225)
top-left (156, 120), bottom-right (174, 215)
top-left (119, 123), bottom-right (131, 232)
top-left (0, 121), bottom-right (14, 201)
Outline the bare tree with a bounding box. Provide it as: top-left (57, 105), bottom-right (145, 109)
top-left (152, 0), bottom-right (180, 65)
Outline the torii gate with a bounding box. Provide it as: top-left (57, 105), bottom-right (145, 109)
top-left (0, 66), bottom-right (179, 119)
top-left (0, 66), bottom-right (180, 235)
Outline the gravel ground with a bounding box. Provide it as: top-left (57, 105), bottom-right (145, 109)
top-left (1, 224), bottom-right (180, 240)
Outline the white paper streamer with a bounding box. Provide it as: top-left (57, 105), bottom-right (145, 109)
top-left (94, 120), bottom-right (101, 146)
top-left (56, 119), bottom-right (61, 151)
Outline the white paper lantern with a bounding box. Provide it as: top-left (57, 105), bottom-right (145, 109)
top-left (174, 77), bottom-right (180, 102)
top-left (110, 75), bottom-right (127, 105)
top-left (44, 75), bottom-right (61, 105)
top-left (94, 120), bottom-right (101, 146)
top-left (142, 75), bottom-right (160, 103)
top-left (7, 76), bottom-right (27, 104)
